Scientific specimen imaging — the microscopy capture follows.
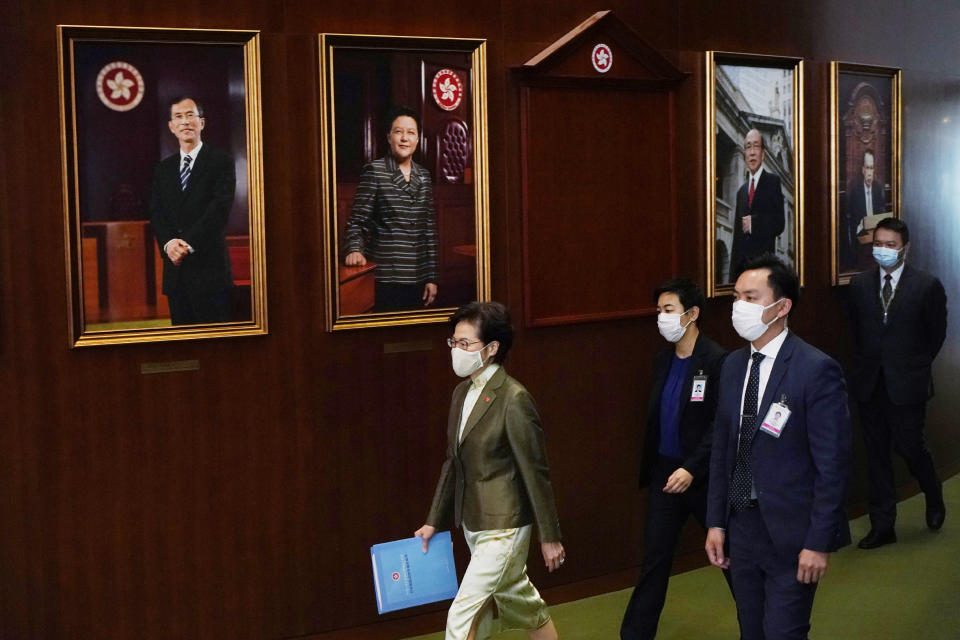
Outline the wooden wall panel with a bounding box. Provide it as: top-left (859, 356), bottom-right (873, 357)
top-left (1, 1), bottom-right (959, 639)
top-left (521, 86), bottom-right (675, 326)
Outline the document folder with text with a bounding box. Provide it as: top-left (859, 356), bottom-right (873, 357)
top-left (370, 531), bottom-right (459, 614)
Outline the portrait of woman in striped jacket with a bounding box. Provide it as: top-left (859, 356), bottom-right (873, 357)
top-left (343, 105), bottom-right (439, 312)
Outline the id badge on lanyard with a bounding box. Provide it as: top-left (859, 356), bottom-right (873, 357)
top-left (690, 371), bottom-right (708, 402)
top-left (759, 395), bottom-right (791, 438)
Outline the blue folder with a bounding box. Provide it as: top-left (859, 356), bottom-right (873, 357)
top-left (370, 531), bottom-right (459, 614)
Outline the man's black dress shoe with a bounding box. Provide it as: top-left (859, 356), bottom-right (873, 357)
top-left (926, 499), bottom-right (946, 530)
top-left (858, 529), bottom-right (897, 549)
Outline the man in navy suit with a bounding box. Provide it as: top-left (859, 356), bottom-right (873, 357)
top-left (847, 217), bottom-right (947, 549)
top-left (841, 149), bottom-right (886, 269)
top-left (705, 254), bottom-right (851, 639)
top-left (150, 96), bottom-right (236, 325)
top-left (729, 129), bottom-right (785, 280)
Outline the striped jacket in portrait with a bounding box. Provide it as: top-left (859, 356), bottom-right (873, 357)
top-left (343, 154), bottom-right (439, 285)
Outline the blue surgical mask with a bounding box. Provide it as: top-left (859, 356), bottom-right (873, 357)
top-left (872, 246), bottom-right (902, 269)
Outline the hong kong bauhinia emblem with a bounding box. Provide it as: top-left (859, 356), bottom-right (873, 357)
top-left (592, 43), bottom-right (613, 73)
top-left (432, 69), bottom-right (464, 111)
top-left (96, 61), bottom-right (145, 112)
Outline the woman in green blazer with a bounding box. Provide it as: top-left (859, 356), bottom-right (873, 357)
top-left (416, 302), bottom-right (565, 640)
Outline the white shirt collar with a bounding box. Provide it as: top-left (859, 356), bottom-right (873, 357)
top-left (470, 362), bottom-right (500, 390)
top-left (751, 327), bottom-right (789, 359)
top-left (179, 141), bottom-right (203, 164)
top-left (749, 165), bottom-right (764, 184)
top-left (458, 363), bottom-right (500, 444)
top-left (880, 261), bottom-right (905, 289)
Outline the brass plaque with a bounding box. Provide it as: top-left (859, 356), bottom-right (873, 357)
top-left (383, 340), bottom-right (435, 354)
top-left (140, 359), bottom-right (200, 375)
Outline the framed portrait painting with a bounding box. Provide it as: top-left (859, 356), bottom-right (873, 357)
top-left (58, 26), bottom-right (267, 347)
top-left (319, 33), bottom-right (491, 330)
top-left (830, 63), bottom-right (901, 285)
top-left (706, 51), bottom-right (804, 296)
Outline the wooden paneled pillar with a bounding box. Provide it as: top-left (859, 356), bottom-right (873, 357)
top-left (514, 11), bottom-right (687, 327)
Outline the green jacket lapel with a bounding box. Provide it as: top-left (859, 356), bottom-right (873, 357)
top-left (449, 380), bottom-right (470, 446)
top-left (458, 367), bottom-right (506, 447)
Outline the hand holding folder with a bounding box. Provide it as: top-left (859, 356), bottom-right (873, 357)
top-left (370, 531), bottom-right (459, 614)
top-left (414, 523), bottom-right (436, 552)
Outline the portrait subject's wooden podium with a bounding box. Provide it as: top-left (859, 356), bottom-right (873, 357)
top-left (81, 220), bottom-right (161, 323)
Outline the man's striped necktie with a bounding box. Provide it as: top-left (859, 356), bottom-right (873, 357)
top-left (180, 155), bottom-right (192, 191)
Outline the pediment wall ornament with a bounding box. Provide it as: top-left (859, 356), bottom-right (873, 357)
top-left (514, 10), bottom-right (686, 87)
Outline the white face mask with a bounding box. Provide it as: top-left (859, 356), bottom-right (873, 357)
top-left (657, 309), bottom-right (693, 343)
top-left (731, 298), bottom-right (784, 342)
top-left (451, 345), bottom-right (487, 377)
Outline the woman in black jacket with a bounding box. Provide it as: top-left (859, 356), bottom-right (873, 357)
top-left (620, 279), bottom-right (733, 640)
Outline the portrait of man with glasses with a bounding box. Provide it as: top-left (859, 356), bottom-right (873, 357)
top-left (150, 95), bottom-right (236, 325)
top-left (729, 128), bottom-right (785, 280)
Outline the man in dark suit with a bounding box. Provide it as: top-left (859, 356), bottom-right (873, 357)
top-left (150, 96), bottom-right (236, 325)
top-left (842, 149), bottom-right (886, 269)
top-left (706, 254), bottom-right (851, 640)
top-left (730, 129), bottom-right (785, 280)
top-left (620, 279), bottom-right (731, 640)
top-left (847, 218), bottom-right (947, 549)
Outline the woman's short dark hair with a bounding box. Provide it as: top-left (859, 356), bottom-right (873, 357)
top-left (875, 217), bottom-right (910, 244)
top-left (739, 253), bottom-right (800, 310)
top-left (653, 278), bottom-right (706, 317)
top-left (385, 105), bottom-right (421, 136)
top-left (449, 301), bottom-right (514, 364)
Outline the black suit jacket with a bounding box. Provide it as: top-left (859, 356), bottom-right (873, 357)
top-left (150, 144), bottom-right (236, 296)
top-left (842, 180), bottom-right (886, 267)
top-left (730, 170), bottom-right (784, 277)
top-left (846, 264), bottom-right (948, 404)
top-left (707, 333), bottom-right (852, 555)
top-left (638, 334), bottom-right (727, 488)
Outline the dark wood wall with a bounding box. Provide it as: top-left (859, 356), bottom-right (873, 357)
top-left (1, 1), bottom-right (959, 639)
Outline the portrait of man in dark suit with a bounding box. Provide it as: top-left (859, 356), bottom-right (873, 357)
top-left (150, 96), bottom-right (236, 325)
top-left (841, 149), bottom-right (886, 269)
top-left (832, 66), bottom-right (899, 284)
top-left (706, 254), bottom-right (851, 639)
top-left (729, 129), bottom-right (785, 280)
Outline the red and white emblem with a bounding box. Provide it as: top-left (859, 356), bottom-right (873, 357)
top-left (96, 61), bottom-right (145, 112)
top-left (391, 572), bottom-right (400, 581)
top-left (432, 69), bottom-right (464, 111)
top-left (591, 43), bottom-right (613, 73)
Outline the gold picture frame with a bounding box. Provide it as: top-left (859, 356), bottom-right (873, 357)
top-left (830, 62), bottom-right (901, 285)
top-left (319, 33), bottom-right (491, 330)
top-left (706, 51), bottom-right (804, 296)
top-left (58, 25), bottom-right (267, 346)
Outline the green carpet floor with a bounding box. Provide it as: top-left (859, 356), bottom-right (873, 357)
top-left (405, 473), bottom-right (960, 639)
